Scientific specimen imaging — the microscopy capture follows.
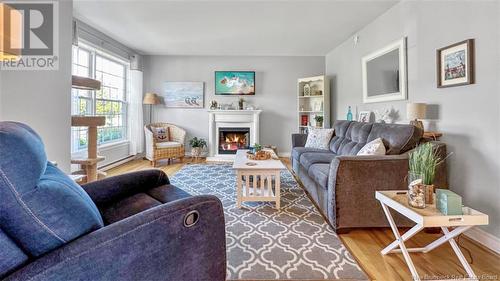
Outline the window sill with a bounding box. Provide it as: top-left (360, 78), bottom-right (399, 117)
top-left (72, 140), bottom-right (129, 157)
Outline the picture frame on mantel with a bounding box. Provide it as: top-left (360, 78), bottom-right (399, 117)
top-left (436, 39), bottom-right (475, 88)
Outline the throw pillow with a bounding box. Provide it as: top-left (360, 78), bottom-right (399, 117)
top-left (151, 126), bottom-right (169, 142)
top-left (305, 127), bottom-right (334, 150)
top-left (357, 138), bottom-right (386, 156)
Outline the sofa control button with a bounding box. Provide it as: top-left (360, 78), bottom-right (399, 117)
top-left (184, 210), bottom-right (200, 227)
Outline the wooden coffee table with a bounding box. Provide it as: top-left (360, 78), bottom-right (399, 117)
top-left (232, 149), bottom-right (286, 209)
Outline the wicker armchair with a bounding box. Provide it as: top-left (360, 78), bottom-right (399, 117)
top-left (145, 123), bottom-right (186, 166)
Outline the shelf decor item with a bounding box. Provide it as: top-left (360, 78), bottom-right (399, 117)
top-left (314, 115), bottom-right (323, 128)
top-left (407, 103), bottom-right (426, 130)
top-left (437, 39), bottom-right (474, 88)
top-left (238, 97), bottom-right (245, 110)
top-left (436, 189), bottom-right (463, 215)
top-left (358, 111), bottom-right (371, 122)
top-left (408, 142), bottom-right (442, 206)
top-left (189, 137), bottom-right (207, 159)
top-left (303, 83), bottom-right (311, 96)
top-left (209, 100), bottom-right (218, 110)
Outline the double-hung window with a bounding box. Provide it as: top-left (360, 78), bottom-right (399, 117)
top-left (71, 44), bottom-right (128, 153)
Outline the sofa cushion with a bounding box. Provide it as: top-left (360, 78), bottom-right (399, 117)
top-left (305, 128), bottom-right (334, 150)
top-left (0, 122), bottom-right (104, 257)
top-left (0, 229), bottom-right (28, 279)
top-left (367, 123), bottom-right (423, 155)
top-left (300, 152), bottom-right (336, 170)
top-left (291, 147), bottom-right (330, 160)
top-left (330, 121), bottom-right (373, 155)
top-left (357, 138), bottom-right (386, 156)
top-left (307, 164), bottom-right (330, 190)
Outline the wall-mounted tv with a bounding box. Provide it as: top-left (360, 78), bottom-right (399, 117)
top-left (215, 71), bottom-right (255, 95)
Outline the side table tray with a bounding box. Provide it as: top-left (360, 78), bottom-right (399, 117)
top-left (375, 190), bottom-right (489, 281)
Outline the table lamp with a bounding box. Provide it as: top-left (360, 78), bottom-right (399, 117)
top-left (143, 92), bottom-right (160, 123)
top-left (0, 3), bottom-right (22, 61)
top-left (407, 103), bottom-right (426, 130)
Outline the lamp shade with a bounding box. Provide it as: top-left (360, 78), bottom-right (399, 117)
top-left (407, 103), bottom-right (427, 120)
top-left (0, 3), bottom-right (22, 60)
top-left (143, 93), bottom-right (159, 105)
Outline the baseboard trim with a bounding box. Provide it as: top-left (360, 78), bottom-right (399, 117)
top-left (100, 155), bottom-right (140, 171)
top-left (278, 152), bottom-right (291, 157)
top-left (464, 227), bottom-right (500, 255)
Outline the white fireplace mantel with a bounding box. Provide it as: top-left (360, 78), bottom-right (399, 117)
top-left (207, 110), bottom-right (262, 162)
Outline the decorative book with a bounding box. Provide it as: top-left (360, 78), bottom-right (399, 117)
top-left (436, 189), bottom-right (463, 215)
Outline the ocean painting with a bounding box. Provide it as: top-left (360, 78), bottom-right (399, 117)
top-left (163, 82), bottom-right (204, 108)
top-left (215, 71), bottom-right (255, 95)
top-left (444, 50), bottom-right (466, 80)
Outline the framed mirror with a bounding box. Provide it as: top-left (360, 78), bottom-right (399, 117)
top-left (362, 37), bottom-right (407, 103)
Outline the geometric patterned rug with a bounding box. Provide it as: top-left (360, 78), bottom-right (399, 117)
top-left (170, 163), bottom-right (368, 280)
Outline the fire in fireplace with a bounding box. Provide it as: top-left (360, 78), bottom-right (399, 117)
top-left (219, 127), bottom-right (250, 154)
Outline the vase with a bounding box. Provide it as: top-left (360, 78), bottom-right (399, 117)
top-left (408, 172), bottom-right (425, 208)
top-left (424, 184), bottom-right (434, 204)
top-left (191, 147), bottom-right (202, 158)
top-left (316, 121), bottom-right (323, 128)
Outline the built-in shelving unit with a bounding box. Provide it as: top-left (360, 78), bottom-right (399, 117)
top-left (297, 75), bottom-right (330, 134)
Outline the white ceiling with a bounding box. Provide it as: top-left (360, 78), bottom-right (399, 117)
top-left (74, 0), bottom-right (398, 56)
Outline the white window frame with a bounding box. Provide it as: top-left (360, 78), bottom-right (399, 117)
top-left (71, 42), bottom-right (130, 153)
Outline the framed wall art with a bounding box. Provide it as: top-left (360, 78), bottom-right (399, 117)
top-left (436, 39), bottom-right (474, 88)
top-left (162, 82), bottom-right (204, 108)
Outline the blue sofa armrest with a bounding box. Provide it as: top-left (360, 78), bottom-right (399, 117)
top-left (81, 169), bottom-right (169, 205)
top-left (5, 195), bottom-right (226, 281)
top-left (292, 133), bottom-right (307, 148)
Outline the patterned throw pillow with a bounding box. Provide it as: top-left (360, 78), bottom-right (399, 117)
top-left (305, 128), bottom-right (334, 150)
top-left (151, 126), bottom-right (169, 142)
top-left (357, 138), bottom-right (386, 156)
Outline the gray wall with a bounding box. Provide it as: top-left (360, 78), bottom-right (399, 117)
top-left (143, 55), bottom-right (325, 155)
top-left (0, 0), bottom-right (73, 172)
top-left (326, 1), bottom-right (500, 237)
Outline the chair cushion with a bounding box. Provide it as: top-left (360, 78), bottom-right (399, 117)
top-left (307, 164), bottom-right (330, 190)
top-left (156, 141), bottom-right (182, 149)
top-left (0, 229), bottom-right (28, 279)
top-left (299, 152), bottom-right (336, 170)
top-left (0, 122), bottom-right (104, 257)
top-left (367, 123), bottom-right (423, 155)
top-left (100, 184), bottom-right (191, 224)
top-left (330, 121), bottom-right (373, 156)
top-left (291, 147), bottom-right (330, 160)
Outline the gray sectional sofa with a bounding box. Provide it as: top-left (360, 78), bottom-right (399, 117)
top-left (292, 120), bottom-right (447, 233)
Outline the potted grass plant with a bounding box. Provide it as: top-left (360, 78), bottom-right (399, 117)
top-left (189, 137), bottom-right (207, 159)
top-left (408, 142), bottom-right (441, 207)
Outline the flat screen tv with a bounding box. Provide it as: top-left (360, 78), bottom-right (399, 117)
top-left (215, 71), bottom-right (255, 95)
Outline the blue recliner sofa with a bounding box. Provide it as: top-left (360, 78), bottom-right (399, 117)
top-left (0, 121), bottom-right (226, 281)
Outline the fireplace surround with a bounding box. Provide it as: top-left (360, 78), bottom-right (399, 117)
top-left (207, 110), bottom-right (261, 161)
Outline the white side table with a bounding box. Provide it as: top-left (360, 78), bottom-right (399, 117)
top-left (375, 190), bottom-right (489, 281)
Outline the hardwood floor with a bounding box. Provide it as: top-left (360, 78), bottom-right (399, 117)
top-left (107, 158), bottom-right (500, 281)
